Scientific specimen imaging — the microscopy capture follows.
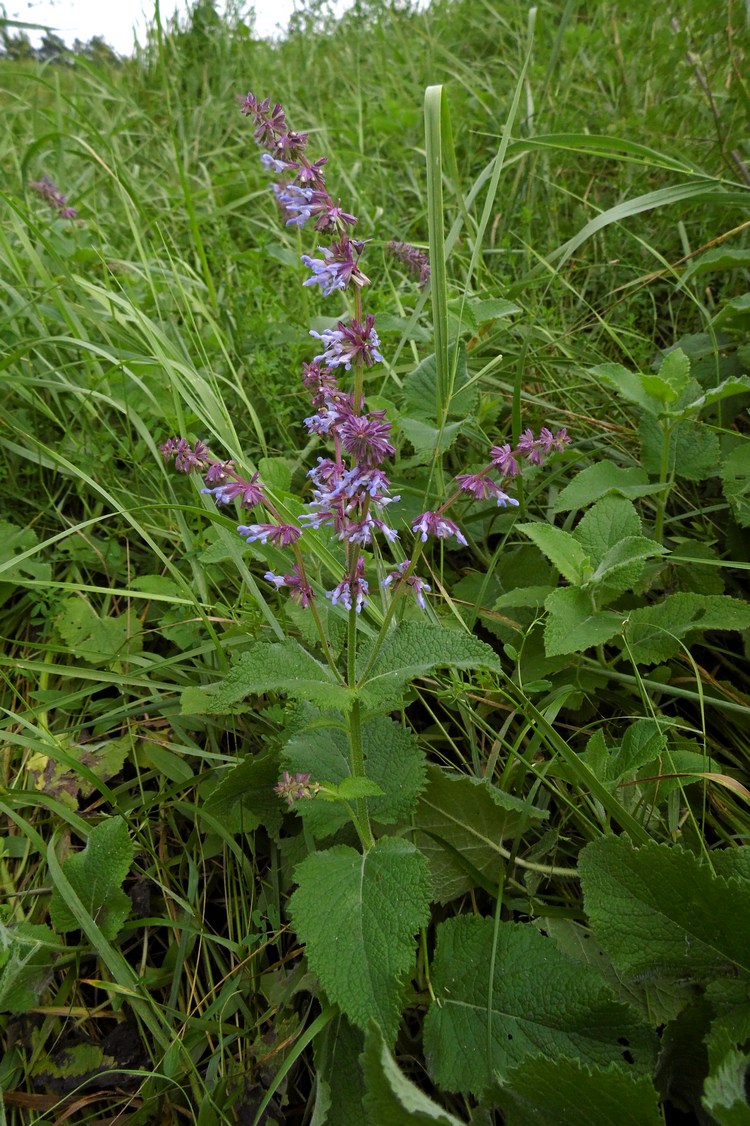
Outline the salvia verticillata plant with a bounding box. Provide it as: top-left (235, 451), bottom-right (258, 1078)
top-left (161, 90), bottom-right (570, 1066)
top-left (28, 175), bottom-right (78, 219)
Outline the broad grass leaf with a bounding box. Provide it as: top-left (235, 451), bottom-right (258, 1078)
top-left (362, 1022), bottom-right (464, 1125)
top-left (49, 817), bottom-right (135, 941)
top-left (543, 588), bottom-right (623, 657)
top-left (623, 593), bottom-right (750, 664)
top-left (515, 523), bottom-right (591, 584)
top-left (283, 715), bottom-right (427, 838)
top-left (579, 837), bottom-right (750, 983)
top-left (553, 463), bottom-right (656, 513)
top-left (500, 1058), bottom-right (663, 1126)
top-left (414, 764), bottom-right (548, 903)
top-left (423, 917), bottom-right (654, 1097)
top-left (357, 622), bottom-right (501, 710)
top-left (192, 640), bottom-right (354, 713)
top-left (289, 838), bottom-right (431, 1042)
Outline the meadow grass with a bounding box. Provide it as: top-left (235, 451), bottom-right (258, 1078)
top-left (1, 0), bottom-right (749, 1121)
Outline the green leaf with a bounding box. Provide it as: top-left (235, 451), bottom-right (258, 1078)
top-left (501, 1058), bottom-right (663, 1126)
top-left (589, 362), bottom-right (659, 415)
top-left (680, 375), bottom-right (750, 415)
top-left (648, 348), bottom-right (692, 402)
top-left (579, 837), bottom-right (750, 984)
top-left (49, 817), bottom-right (135, 941)
top-left (195, 641), bottom-right (354, 713)
top-left (362, 1022), bottom-right (464, 1125)
top-left (0, 922), bottom-right (58, 1013)
top-left (573, 495), bottom-right (641, 565)
top-left (624, 593), bottom-right (750, 665)
top-left (703, 1004), bottom-right (750, 1125)
top-left (553, 463), bottom-right (656, 513)
top-left (639, 416), bottom-right (721, 481)
top-left (329, 777), bottom-right (386, 801)
top-left (423, 916), bottom-right (655, 1097)
top-left (470, 297), bottom-right (521, 323)
top-left (312, 1014), bottom-right (366, 1126)
top-left (204, 747), bottom-right (284, 837)
top-left (357, 622), bottom-right (501, 711)
top-left (283, 715), bottom-right (427, 839)
top-left (589, 536), bottom-right (667, 588)
top-left (289, 837), bottom-right (431, 1042)
top-left (0, 521), bottom-right (51, 605)
top-left (515, 523), bottom-right (591, 585)
top-left (402, 342), bottom-right (477, 420)
top-left (54, 597), bottom-right (141, 666)
top-left (722, 442), bottom-right (750, 528)
top-left (398, 415), bottom-right (465, 454)
top-left (414, 764), bottom-right (548, 903)
top-left (543, 588), bottom-right (623, 657)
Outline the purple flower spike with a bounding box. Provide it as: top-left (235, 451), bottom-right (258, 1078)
top-left (204, 459), bottom-right (235, 485)
top-left (264, 564), bottom-right (314, 607)
top-left (310, 314), bottom-right (383, 371)
top-left (30, 175), bottom-right (77, 219)
top-left (238, 522), bottom-right (301, 547)
top-left (202, 471), bottom-right (266, 508)
top-left (275, 771), bottom-right (320, 806)
top-left (161, 437), bottom-right (211, 474)
top-left (382, 560), bottom-right (431, 610)
top-left (412, 511), bottom-right (468, 547)
top-left (327, 556), bottom-right (369, 613)
top-left (387, 241), bottom-right (430, 287)
top-left (455, 472), bottom-right (519, 508)
top-left (339, 407), bottom-right (395, 466)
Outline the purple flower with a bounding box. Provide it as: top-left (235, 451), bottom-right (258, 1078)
top-left (516, 428), bottom-right (546, 465)
top-left (238, 522), bottom-right (302, 547)
top-left (161, 437), bottom-right (211, 474)
top-left (30, 175), bottom-right (77, 219)
top-left (302, 237), bottom-right (369, 296)
top-left (455, 472), bottom-right (519, 507)
top-left (273, 182), bottom-right (315, 226)
top-left (240, 95), bottom-right (288, 146)
top-left (382, 560), bottom-right (431, 610)
top-left (489, 443), bottom-right (521, 477)
top-left (274, 771), bottom-right (320, 806)
top-left (293, 156), bottom-right (329, 190)
top-left (339, 407), bottom-right (395, 466)
top-left (311, 195), bottom-right (357, 234)
top-left (204, 459), bottom-right (235, 485)
top-left (327, 556), bottom-right (369, 612)
top-left (412, 511), bottom-right (468, 547)
top-left (202, 471), bottom-right (266, 508)
top-left (264, 564), bottom-right (314, 607)
top-left (310, 314), bottom-right (383, 370)
top-left (260, 152), bottom-right (293, 174)
top-left (387, 241), bottom-right (430, 287)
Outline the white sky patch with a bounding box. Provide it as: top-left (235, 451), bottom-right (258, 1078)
top-left (6, 0), bottom-right (303, 53)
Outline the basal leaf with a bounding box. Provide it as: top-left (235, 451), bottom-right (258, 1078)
top-left (199, 641), bottom-right (354, 713)
top-left (54, 598), bottom-right (141, 666)
top-left (573, 495), bottom-right (641, 566)
top-left (414, 764), bottom-right (548, 903)
top-left (204, 746), bottom-right (283, 837)
top-left (0, 922), bottom-right (58, 1013)
top-left (515, 523), bottom-right (591, 585)
top-left (501, 1057), bottom-right (663, 1126)
top-left (553, 463), bottom-right (656, 513)
top-left (579, 837), bottom-right (750, 984)
top-left (424, 917), bottom-right (655, 1097)
top-left (283, 715), bottom-right (427, 838)
top-left (624, 593), bottom-right (750, 665)
top-left (362, 1022), bottom-right (464, 1126)
top-left (543, 588), bottom-right (623, 657)
top-left (289, 838), bottom-right (431, 1042)
top-left (722, 442), bottom-right (750, 528)
top-left (49, 817), bottom-right (135, 941)
top-left (357, 622), bottom-right (501, 710)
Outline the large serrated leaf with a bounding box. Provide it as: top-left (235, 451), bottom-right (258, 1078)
top-left (623, 593), bottom-right (750, 665)
top-left (543, 588), bottom-right (623, 657)
top-left (423, 917), bottom-right (655, 1097)
top-left (49, 818), bottom-right (135, 941)
top-left (553, 463), bottom-right (657, 513)
top-left (515, 523), bottom-right (591, 584)
top-left (289, 837), bottom-right (431, 1042)
top-left (199, 641), bottom-right (354, 713)
top-left (722, 442), bottom-right (750, 528)
top-left (204, 746), bottom-right (283, 837)
top-left (500, 1057), bottom-right (663, 1126)
top-left (362, 1023), bottom-right (463, 1125)
top-left (357, 622), bottom-right (501, 710)
top-left (414, 764), bottom-right (548, 902)
top-left (589, 362), bottom-right (659, 414)
top-left (282, 715), bottom-right (427, 838)
top-left (579, 837), bottom-right (750, 983)
top-left (573, 495), bottom-right (641, 564)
